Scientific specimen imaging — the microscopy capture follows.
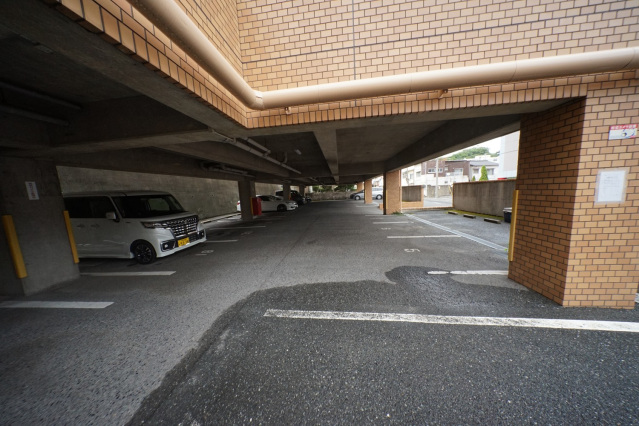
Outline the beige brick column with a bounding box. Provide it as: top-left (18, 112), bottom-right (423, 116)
top-left (383, 170), bottom-right (402, 215)
top-left (356, 182), bottom-right (364, 191)
top-left (510, 84), bottom-right (639, 308)
top-left (364, 179), bottom-right (373, 204)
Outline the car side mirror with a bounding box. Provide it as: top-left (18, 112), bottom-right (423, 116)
top-left (105, 211), bottom-right (119, 222)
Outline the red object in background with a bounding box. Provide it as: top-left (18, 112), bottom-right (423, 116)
top-left (251, 197), bottom-right (262, 215)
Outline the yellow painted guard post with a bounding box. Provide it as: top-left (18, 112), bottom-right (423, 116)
top-left (508, 190), bottom-right (519, 262)
top-left (1, 215), bottom-right (27, 278)
top-left (63, 210), bottom-right (79, 263)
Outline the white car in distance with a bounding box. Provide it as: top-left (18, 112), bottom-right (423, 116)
top-left (237, 195), bottom-right (298, 212)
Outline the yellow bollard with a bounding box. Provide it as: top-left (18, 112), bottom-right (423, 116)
top-left (508, 190), bottom-right (519, 262)
top-left (2, 215), bottom-right (27, 278)
top-left (63, 210), bottom-right (79, 264)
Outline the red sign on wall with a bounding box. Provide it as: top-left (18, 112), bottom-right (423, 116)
top-left (608, 124), bottom-right (637, 140)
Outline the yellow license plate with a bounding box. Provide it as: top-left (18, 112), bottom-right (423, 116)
top-left (177, 237), bottom-right (190, 247)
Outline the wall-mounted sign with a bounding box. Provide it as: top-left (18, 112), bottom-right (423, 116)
top-left (25, 181), bottom-right (39, 200)
top-left (608, 124), bottom-right (637, 140)
top-left (595, 169), bottom-right (627, 204)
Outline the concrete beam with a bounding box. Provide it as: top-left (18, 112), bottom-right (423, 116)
top-left (159, 143), bottom-right (293, 178)
top-left (3, 129), bottom-right (218, 157)
top-left (313, 129), bottom-right (339, 178)
top-left (384, 115), bottom-right (521, 172)
top-left (56, 148), bottom-right (252, 182)
top-left (0, 0), bottom-right (244, 136)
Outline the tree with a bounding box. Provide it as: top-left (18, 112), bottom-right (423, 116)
top-left (479, 165), bottom-right (489, 181)
top-left (446, 147), bottom-right (491, 160)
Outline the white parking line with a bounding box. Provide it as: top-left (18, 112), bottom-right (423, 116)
top-left (204, 240), bottom-right (238, 243)
top-left (1, 301), bottom-right (113, 309)
top-left (405, 214), bottom-right (507, 251)
top-left (374, 221), bottom-right (410, 224)
top-left (427, 270), bottom-right (509, 275)
top-left (387, 235), bottom-right (461, 239)
top-left (80, 271), bottom-right (176, 276)
top-left (264, 309), bottom-right (639, 334)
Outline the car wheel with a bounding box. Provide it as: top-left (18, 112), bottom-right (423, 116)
top-left (277, 204), bottom-right (287, 212)
top-left (131, 240), bottom-right (156, 264)
top-left (376, 194), bottom-right (382, 200)
top-left (354, 195), bottom-right (361, 200)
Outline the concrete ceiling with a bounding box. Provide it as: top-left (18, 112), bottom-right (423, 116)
top-left (0, 1), bottom-right (568, 186)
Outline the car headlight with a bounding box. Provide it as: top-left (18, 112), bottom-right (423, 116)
top-left (142, 221), bottom-right (169, 229)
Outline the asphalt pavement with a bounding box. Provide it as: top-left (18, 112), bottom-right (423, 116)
top-left (1, 200), bottom-right (637, 425)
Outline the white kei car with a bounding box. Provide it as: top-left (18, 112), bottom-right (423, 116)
top-left (237, 195), bottom-right (298, 212)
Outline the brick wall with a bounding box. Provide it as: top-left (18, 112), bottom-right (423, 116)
top-left (240, 0), bottom-right (639, 126)
top-left (52, 0), bottom-right (638, 129)
top-left (511, 73), bottom-right (639, 308)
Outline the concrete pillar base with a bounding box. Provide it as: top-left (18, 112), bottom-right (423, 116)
top-left (0, 157), bottom-right (79, 296)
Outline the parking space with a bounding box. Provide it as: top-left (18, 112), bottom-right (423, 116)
top-left (1, 200), bottom-right (638, 425)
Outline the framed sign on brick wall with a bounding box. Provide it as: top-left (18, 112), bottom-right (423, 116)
top-left (594, 168), bottom-right (628, 204)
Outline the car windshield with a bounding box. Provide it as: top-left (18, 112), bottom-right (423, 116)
top-left (112, 194), bottom-right (185, 218)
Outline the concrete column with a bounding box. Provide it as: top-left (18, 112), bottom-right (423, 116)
top-left (0, 157), bottom-right (79, 296)
top-left (383, 170), bottom-right (402, 215)
top-left (364, 179), bottom-right (373, 204)
top-left (356, 182), bottom-right (364, 191)
top-left (510, 90), bottom-right (638, 308)
top-left (298, 185), bottom-right (306, 197)
top-left (282, 184), bottom-right (291, 202)
top-left (237, 180), bottom-right (256, 221)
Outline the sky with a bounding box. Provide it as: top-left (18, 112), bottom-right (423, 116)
top-left (445, 131), bottom-right (517, 157)
top-left (476, 137), bottom-right (502, 154)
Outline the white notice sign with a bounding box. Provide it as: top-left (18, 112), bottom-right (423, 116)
top-left (25, 181), bottom-right (39, 200)
top-left (595, 169), bottom-right (627, 204)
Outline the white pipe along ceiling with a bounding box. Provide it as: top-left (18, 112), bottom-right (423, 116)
top-left (129, 0), bottom-right (639, 111)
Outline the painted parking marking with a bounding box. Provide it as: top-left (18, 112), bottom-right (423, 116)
top-left (388, 235), bottom-right (460, 239)
top-left (405, 214), bottom-right (507, 251)
top-left (1, 301), bottom-right (113, 309)
top-left (204, 240), bottom-right (238, 243)
top-left (264, 310), bottom-right (639, 334)
top-left (373, 221), bottom-right (410, 224)
top-left (428, 270), bottom-right (509, 275)
top-left (81, 271), bottom-right (175, 276)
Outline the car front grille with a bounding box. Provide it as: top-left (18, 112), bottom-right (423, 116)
top-left (167, 215), bottom-right (198, 237)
